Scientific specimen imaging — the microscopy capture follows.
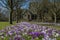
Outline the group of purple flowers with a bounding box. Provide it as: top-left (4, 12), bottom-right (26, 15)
top-left (0, 22), bottom-right (60, 40)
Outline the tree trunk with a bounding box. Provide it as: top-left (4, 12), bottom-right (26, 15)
top-left (16, 0), bottom-right (19, 23)
top-left (16, 6), bottom-right (19, 23)
top-left (16, 12), bottom-right (18, 23)
top-left (41, 13), bottom-right (44, 22)
top-left (50, 9), bottom-right (56, 25)
top-left (10, 0), bottom-right (13, 24)
top-left (37, 15), bottom-right (39, 22)
top-left (54, 13), bottom-right (56, 25)
top-left (10, 10), bottom-right (13, 24)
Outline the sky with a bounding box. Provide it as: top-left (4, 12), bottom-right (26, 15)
top-left (0, 0), bottom-right (59, 17)
top-left (0, 0), bottom-right (30, 9)
top-left (0, 0), bottom-right (59, 9)
top-left (0, 0), bottom-right (60, 10)
top-left (0, 0), bottom-right (30, 16)
top-left (21, 0), bottom-right (30, 9)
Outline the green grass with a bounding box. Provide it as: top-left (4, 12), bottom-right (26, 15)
top-left (0, 21), bottom-right (16, 30)
top-left (0, 21), bottom-right (60, 30)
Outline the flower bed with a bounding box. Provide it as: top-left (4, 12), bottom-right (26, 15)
top-left (0, 22), bottom-right (60, 40)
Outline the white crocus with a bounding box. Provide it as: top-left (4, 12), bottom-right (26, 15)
top-left (55, 33), bottom-right (59, 37)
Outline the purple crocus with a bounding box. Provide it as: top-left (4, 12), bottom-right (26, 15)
top-left (7, 30), bottom-right (14, 36)
top-left (14, 35), bottom-right (25, 40)
top-left (29, 32), bottom-right (41, 38)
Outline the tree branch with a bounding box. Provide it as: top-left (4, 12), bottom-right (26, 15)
top-left (0, 3), bottom-right (9, 10)
top-left (1, 0), bottom-right (8, 6)
top-left (0, 0), bottom-right (10, 10)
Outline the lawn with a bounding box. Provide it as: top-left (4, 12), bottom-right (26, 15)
top-left (0, 21), bottom-right (60, 30)
top-left (0, 21), bottom-right (16, 30)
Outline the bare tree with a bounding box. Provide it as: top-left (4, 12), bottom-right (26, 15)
top-left (0, 0), bottom-right (26, 24)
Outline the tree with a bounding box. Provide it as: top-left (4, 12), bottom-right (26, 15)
top-left (0, 0), bottom-right (26, 24)
top-left (0, 0), bottom-right (14, 24)
top-left (49, 0), bottom-right (60, 24)
top-left (15, 0), bottom-right (27, 23)
top-left (8, 0), bottom-right (13, 24)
